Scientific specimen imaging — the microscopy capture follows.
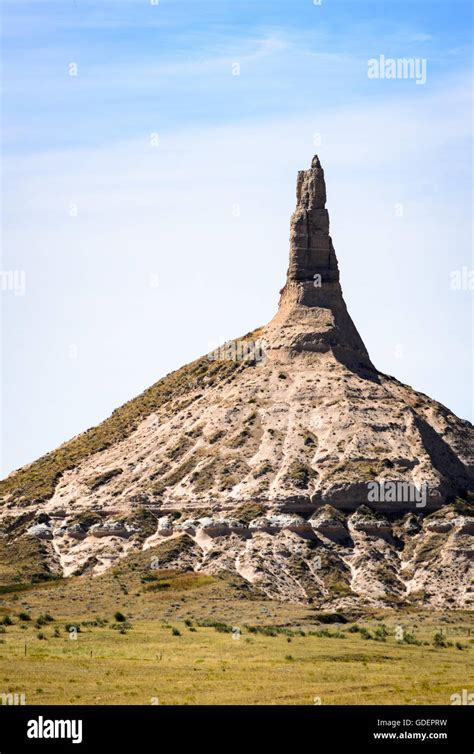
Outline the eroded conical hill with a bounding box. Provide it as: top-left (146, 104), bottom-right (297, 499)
top-left (1, 156), bottom-right (473, 608)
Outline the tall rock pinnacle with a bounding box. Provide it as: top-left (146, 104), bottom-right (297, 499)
top-left (287, 155), bottom-right (339, 285)
top-left (267, 156), bottom-right (374, 372)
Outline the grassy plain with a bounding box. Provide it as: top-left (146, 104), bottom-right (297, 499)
top-left (0, 567), bottom-right (471, 705)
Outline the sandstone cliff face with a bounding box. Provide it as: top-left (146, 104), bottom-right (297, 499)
top-left (1, 157), bottom-right (472, 608)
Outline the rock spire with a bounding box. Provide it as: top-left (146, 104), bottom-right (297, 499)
top-left (267, 156), bottom-right (373, 372)
top-left (287, 155), bottom-right (339, 285)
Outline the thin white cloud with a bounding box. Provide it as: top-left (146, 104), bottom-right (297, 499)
top-left (410, 33), bottom-right (433, 42)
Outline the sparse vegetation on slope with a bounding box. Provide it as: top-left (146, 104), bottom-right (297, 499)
top-left (0, 341), bottom-right (262, 504)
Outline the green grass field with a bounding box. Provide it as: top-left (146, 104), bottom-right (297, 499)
top-left (0, 567), bottom-right (471, 705)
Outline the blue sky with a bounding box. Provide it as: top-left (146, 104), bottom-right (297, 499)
top-left (1, 1), bottom-right (472, 151)
top-left (1, 0), bottom-right (473, 475)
